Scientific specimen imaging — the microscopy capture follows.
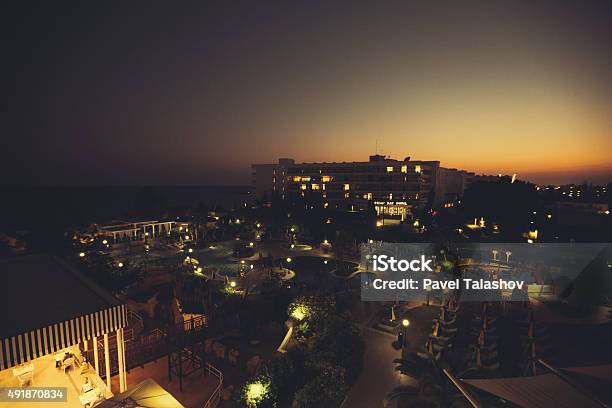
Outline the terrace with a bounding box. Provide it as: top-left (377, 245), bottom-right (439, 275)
top-left (0, 348), bottom-right (111, 408)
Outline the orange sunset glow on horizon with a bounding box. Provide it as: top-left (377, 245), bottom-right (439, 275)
top-left (3, 1), bottom-right (612, 186)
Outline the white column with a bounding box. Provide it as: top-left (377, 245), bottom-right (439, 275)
top-left (117, 329), bottom-right (126, 392)
top-left (93, 335), bottom-right (99, 375)
top-left (104, 334), bottom-right (111, 389)
top-left (122, 329), bottom-right (127, 390)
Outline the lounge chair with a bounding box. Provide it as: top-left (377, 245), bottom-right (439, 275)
top-left (62, 357), bottom-right (75, 373)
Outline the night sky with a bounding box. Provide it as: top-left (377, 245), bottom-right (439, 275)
top-left (3, 1), bottom-right (612, 186)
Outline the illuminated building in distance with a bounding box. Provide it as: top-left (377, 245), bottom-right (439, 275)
top-left (253, 155), bottom-right (472, 221)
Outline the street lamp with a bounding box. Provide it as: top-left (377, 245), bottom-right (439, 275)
top-left (401, 319), bottom-right (410, 358)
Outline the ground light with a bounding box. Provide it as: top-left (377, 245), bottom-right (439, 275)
top-left (402, 319), bottom-right (410, 327)
top-left (286, 257), bottom-right (292, 263)
top-left (118, 262), bottom-right (124, 268)
top-left (290, 304), bottom-right (309, 321)
top-left (230, 281), bottom-right (236, 288)
top-left (79, 252), bottom-right (85, 257)
top-left (244, 380), bottom-right (271, 407)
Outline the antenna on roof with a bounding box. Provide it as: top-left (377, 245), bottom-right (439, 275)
top-left (375, 138), bottom-right (378, 155)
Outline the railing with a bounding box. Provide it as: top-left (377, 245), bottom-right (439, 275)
top-left (96, 328), bottom-right (134, 350)
top-left (203, 363), bottom-right (223, 408)
top-left (140, 328), bottom-right (166, 346)
top-left (127, 309), bottom-right (144, 327)
top-left (86, 315), bottom-right (206, 377)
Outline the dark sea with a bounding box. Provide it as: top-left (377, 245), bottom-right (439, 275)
top-left (0, 186), bottom-right (251, 251)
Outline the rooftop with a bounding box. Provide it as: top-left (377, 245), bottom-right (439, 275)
top-left (0, 254), bottom-right (120, 339)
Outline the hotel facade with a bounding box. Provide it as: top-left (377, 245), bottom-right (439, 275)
top-left (253, 155), bottom-right (475, 221)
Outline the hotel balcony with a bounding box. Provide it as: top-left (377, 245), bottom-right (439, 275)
top-left (0, 346), bottom-right (112, 408)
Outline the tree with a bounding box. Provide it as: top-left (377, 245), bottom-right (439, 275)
top-left (259, 353), bottom-right (302, 406)
top-left (291, 365), bottom-right (347, 408)
top-left (460, 179), bottom-right (540, 239)
top-left (308, 314), bottom-right (365, 384)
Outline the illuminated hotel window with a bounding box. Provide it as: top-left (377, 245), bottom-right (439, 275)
top-left (311, 183), bottom-right (320, 190)
top-left (415, 165), bottom-right (422, 173)
top-left (401, 165), bottom-right (407, 173)
top-left (344, 184), bottom-right (350, 191)
top-left (364, 192), bottom-right (372, 200)
top-left (302, 176), bottom-right (311, 182)
top-left (344, 192), bottom-right (350, 199)
top-left (293, 176), bottom-right (301, 182)
top-left (300, 184), bottom-right (307, 190)
top-left (324, 202), bottom-right (329, 208)
top-left (321, 175), bottom-right (332, 182)
top-left (322, 184), bottom-right (326, 190)
top-left (389, 193), bottom-right (393, 200)
top-left (322, 192), bottom-right (327, 198)
top-left (386, 166), bottom-right (394, 173)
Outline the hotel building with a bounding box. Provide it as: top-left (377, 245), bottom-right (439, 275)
top-left (251, 158), bottom-right (295, 200)
top-left (253, 155), bottom-right (446, 221)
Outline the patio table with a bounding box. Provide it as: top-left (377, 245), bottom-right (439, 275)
top-left (12, 363), bottom-right (34, 377)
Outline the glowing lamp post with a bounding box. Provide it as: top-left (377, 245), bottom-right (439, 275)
top-left (401, 319), bottom-right (410, 359)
